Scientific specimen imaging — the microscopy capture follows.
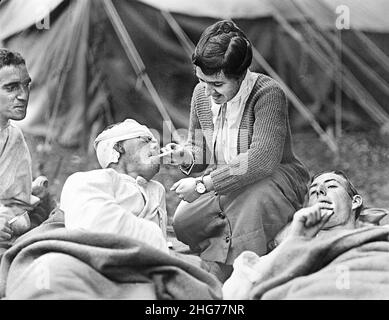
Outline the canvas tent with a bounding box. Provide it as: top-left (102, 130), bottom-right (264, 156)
top-left (0, 0), bottom-right (389, 151)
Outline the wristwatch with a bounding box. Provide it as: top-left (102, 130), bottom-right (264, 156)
top-left (195, 177), bottom-right (207, 194)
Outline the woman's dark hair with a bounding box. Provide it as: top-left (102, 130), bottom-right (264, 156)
top-left (192, 20), bottom-right (253, 79)
top-left (310, 170), bottom-right (363, 219)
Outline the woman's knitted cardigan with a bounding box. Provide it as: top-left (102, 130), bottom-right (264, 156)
top-left (183, 73), bottom-right (307, 195)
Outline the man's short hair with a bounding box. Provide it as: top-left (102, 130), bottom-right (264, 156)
top-left (0, 48), bottom-right (25, 69)
top-left (310, 170), bottom-right (363, 218)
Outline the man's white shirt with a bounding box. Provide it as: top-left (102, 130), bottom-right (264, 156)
top-left (60, 168), bottom-right (169, 253)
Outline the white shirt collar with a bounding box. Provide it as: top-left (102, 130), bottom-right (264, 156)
top-left (118, 172), bottom-right (149, 187)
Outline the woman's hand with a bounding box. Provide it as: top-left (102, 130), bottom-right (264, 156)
top-left (287, 202), bottom-right (335, 239)
top-left (170, 178), bottom-right (201, 203)
top-left (161, 143), bottom-right (192, 166)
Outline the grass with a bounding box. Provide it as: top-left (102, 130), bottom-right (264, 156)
top-left (25, 129), bottom-right (389, 222)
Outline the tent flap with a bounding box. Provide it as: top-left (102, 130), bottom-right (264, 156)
top-left (1, 0), bottom-right (389, 146)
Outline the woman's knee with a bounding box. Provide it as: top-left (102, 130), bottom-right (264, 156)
top-left (172, 201), bottom-right (189, 231)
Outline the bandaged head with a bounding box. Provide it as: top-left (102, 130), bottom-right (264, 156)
top-left (94, 119), bottom-right (155, 169)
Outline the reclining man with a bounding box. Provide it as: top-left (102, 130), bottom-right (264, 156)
top-left (60, 119), bottom-right (169, 253)
top-left (223, 170), bottom-right (389, 299)
top-left (273, 170), bottom-right (363, 243)
top-left (0, 48), bottom-right (52, 248)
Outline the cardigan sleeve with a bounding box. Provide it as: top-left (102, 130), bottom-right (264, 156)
top-left (210, 83), bottom-right (288, 194)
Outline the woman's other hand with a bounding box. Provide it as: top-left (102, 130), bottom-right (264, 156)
top-left (170, 178), bottom-right (200, 203)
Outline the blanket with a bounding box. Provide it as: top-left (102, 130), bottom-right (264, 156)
top-left (0, 211), bottom-right (222, 300)
top-left (250, 226), bottom-right (389, 299)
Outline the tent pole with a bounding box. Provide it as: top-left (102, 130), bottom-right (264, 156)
top-left (292, 0), bottom-right (389, 98)
top-left (269, 5), bottom-right (389, 128)
top-left (335, 28), bottom-right (343, 139)
top-left (347, 1), bottom-right (389, 72)
top-left (161, 11), bottom-right (338, 153)
top-left (289, 0), bottom-right (344, 138)
top-left (161, 11), bottom-right (195, 58)
top-left (251, 47), bottom-right (338, 153)
top-left (82, 0), bottom-right (92, 152)
top-left (272, 1), bottom-right (343, 139)
top-left (353, 30), bottom-right (389, 73)
top-left (323, 31), bottom-right (389, 97)
top-left (101, 0), bottom-right (182, 144)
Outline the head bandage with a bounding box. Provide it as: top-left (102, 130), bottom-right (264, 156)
top-left (94, 119), bottom-right (155, 169)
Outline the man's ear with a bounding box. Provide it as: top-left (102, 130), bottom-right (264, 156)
top-left (113, 142), bottom-right (125, 155)
top-left (352, 195), bottom-right (363, 211)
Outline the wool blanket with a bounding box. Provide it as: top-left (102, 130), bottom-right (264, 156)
top-left (0, 212), bottom-right (222, 300)
top-left (250, 226), bottom-right (389, 299)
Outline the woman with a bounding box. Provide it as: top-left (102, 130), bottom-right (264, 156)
top-left (165, 20), bottom-right (309, 282)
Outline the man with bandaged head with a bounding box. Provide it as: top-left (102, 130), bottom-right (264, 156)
top-left (60, 119), bottom-right (169, 253)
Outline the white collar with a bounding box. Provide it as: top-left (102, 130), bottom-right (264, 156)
top-left (118, 173), bottom-right (149, 187)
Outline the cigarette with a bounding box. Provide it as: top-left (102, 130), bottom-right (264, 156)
top-left (9, 211), bottom-right (28, 224)
top-left (8, 217), bottom-right (18, 224)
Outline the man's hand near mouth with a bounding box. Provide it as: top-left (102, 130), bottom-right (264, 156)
top-left (287, 202), bottom-right (335, 239)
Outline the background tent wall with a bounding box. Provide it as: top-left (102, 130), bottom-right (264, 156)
top-left (1, 0), bottom-right (389, 148)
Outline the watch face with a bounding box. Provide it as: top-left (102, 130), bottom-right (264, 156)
top-left (196, 182), bottom-right (206, 194)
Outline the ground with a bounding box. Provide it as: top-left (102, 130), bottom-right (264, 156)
top-left (25, 129), bottom-right (389, 224)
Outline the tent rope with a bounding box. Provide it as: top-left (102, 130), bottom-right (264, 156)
top-left (285, 0), bottom-right (344, 138)
top-left (352, 30), bottom-right (389, 74)
top-left (161, 10), bottom-right (195, 58)
top-left (320, 29), bottom-right (389, 97)
top-left (251, 46), bottom-right (338, 153)
top-left (270, 4), bottom-right (389, 128)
